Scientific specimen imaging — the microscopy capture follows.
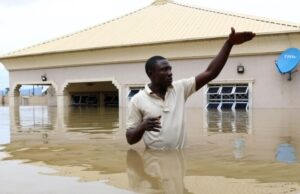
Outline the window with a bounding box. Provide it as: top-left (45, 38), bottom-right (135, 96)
top-left (71, 94), bottom-right (99, 106)
top-left (206, 84), bottom-right (249, 111)
top-left (128, 87), bottom-right (144, 100)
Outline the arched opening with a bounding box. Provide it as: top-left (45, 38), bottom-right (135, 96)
top-left (11, 83), bottom-right (57, 106)
top-left (9, 83), bottom-right (58, 140)
top-left (64, 81), bottom-right (119, 107)
top-left (62, 81), bottom-right (120, 133)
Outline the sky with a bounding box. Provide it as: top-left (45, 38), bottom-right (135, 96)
top-left (0, 0), bottom-right (300, 89)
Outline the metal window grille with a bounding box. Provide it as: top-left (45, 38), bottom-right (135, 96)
top-left (206, 84), bottom-right (249, 111)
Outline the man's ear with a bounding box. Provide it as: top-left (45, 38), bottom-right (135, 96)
top-left (147, 70), bottom-right (153, 77)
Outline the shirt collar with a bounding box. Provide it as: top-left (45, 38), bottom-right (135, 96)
top-left (144, 83), bottom-right (174, 95)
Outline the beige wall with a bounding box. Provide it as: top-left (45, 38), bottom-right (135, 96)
top-left (6, 53), bottom-right (300, 108)
top-left (2, 33), bottom-right (300, 71)
top-left (3, 33), bottom-right (300, 108)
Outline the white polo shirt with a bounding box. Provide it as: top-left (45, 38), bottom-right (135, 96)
top-left (127, 77), bottom-right (196, 150)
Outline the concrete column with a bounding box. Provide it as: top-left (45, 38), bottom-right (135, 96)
top-left (57, 94), bottom-right (70, 108)
top-left (9, 84), bottom-right (21, 107)
top-left (119, 106), bottom-right (127, 130)
top-left (9, 105), bottom-right (19, 134)
top-left (56, 94), bottom-right (69, 132)
top-left (47, 85), bottom-right (57, 106)
top-left (118, 84), bottom-right (127, 108)
top-left (9, 95), bottom-right (20, 107)
top-left (56, 101), bottom-right (65, 132)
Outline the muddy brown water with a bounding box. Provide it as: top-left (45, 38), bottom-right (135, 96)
top-left (1, 106), bottom-right (300, 194)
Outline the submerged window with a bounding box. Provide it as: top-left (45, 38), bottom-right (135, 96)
top-left (205, 105), bottom-right (250, 133)
top-left (206, 84), bottom-right (249, 111)
top-left (71, 94), bottom-right (99, 106)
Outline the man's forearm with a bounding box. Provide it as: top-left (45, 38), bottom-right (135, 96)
top-left (126, 125), bottom-right (145, 145)
top-left (126, 116), bottom-right (161, 145)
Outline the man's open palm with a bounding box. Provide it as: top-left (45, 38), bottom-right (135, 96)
top-left (228, 27), bottom-right (255, 45)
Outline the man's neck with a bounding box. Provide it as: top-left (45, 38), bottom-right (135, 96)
top-left (149, 83), bottom-right (167, 100)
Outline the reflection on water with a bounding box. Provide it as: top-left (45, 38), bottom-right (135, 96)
top-left (127, 149), bottom-right (192, 194)
top-left (276, 137), bottom-right (297, 163)
top-left (276, 143), bottom-right (297, 163)
top-left (205, 110), bottom-right (250, 133)
top-left (18, 106), bottom-right (54, 130)
top-left (0, 151), bottom-right (133, 194)
top-left (1, 106), bottom-right (300, 193)
top-left (233, 137), bottom-right (246, 160)
top-left (65, 107), bottom-right (119, 134)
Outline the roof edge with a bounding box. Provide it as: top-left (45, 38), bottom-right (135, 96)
top-left (152, 0), bottom-right (174, 5)
top-left (1, 31), bottom-right (299, 60)
top-left (172, 1), bottom-right (300, 28)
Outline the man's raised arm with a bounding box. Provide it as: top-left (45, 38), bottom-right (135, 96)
top-left (195, 27), bottom-right (255, 91)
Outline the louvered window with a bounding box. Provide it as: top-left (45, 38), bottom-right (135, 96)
top-left (206, 84), bottom-right (249, 111)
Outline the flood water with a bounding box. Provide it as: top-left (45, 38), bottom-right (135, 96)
top-left (1, 106), bottom-right (300, 194)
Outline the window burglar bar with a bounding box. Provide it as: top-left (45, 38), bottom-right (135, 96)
top-left (205, 84), bottom-right (249, 111)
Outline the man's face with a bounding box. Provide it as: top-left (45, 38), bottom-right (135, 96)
top-left (150, 59), bottom-right (173, 88)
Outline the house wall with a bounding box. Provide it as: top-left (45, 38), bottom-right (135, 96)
top-left (7, 53), bottom-right (300, 109)
top-left (2, 34), bottom-right (299, 71)
top-left (3, 33), bottom-right (300, 108)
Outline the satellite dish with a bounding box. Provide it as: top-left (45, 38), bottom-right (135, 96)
top-left (276, 48), bottom-right (300, 74)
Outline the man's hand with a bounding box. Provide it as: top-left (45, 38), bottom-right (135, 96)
top-left (141, 116), bottom-right (161, 132)
top-left (228, 27), bottom-right (255, 45)
top-left (126, 116), bottom-right (161, 145)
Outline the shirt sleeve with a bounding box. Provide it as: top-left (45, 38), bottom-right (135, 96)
top-left (126, 99), bottom-right (143, 130)
top-left (180, 77), bottom-right (196, 100)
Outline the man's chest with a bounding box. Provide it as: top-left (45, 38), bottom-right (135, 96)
top-left (138, 91), bottom-right (183, 119)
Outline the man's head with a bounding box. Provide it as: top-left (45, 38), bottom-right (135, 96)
top-left (145, 56), bottom-right (173, 88)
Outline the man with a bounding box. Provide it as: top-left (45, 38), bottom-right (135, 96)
top-left (126, 28), bottom-right (255, 149)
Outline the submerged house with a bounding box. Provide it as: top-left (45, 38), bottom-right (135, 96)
top-left (1, 0), bottom-right (300, 109)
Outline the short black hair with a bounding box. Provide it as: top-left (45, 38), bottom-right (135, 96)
top-left (145, 55), bottom-right (166, 75)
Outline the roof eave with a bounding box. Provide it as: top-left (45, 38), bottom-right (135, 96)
top-left (1, 30), bottom-right (300, 60)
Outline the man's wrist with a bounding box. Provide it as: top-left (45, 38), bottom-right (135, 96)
top-left (138, 122), bottom-right (146, 132)
top-left (226, 39), bottom-right (234, 47)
